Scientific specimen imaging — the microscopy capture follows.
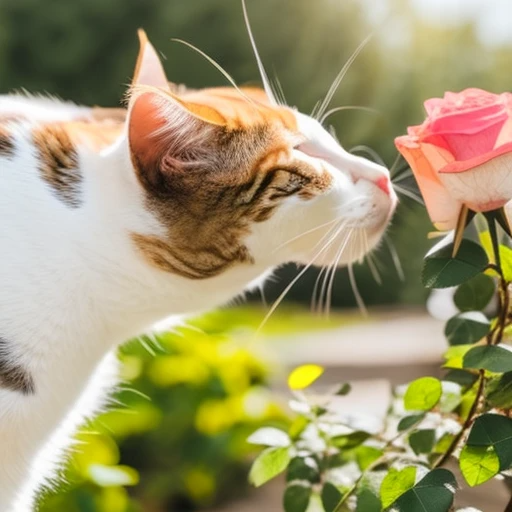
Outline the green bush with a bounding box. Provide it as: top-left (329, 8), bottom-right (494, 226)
top-left (38, 308), bottom-right (295, 511)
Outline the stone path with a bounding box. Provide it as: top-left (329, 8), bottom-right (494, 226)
top-left (211, 308), bottom-right (509, 512)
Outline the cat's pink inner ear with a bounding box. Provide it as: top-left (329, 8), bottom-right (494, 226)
top-left (128, 92), bottom-right (168, 181)
top-left (128, 91), bottom-right (223, 186)
top-left (132, 29), bottom-right (170, 90)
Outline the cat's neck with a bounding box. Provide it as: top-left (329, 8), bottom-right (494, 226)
top-left (2, 131), bottom-right (267, 370)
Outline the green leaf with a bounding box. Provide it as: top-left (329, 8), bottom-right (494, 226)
top-left (380, 466), bottom-right (416, 509)
top-left (289, 416), bottom-right (308, 440)
top-left (439, 382), bottom-right (462, 413)
top-left (335, 383), bottom-right (352, 396)
top-left (404, 377), bottom-right (442, 411)
top-left (284, 483), bottom-right (311, 512)
top-left (332, 431), bottom-right (370, 449)
top-left (444, 369), bottom-right (478, 388)
top-left (486, 372), bottom-right (512, 409)
top-left (443, 344), bottom-right (473, 369)
top-left (460, 386), bottom-right (478, 420)
top-left (321, 482), bottom-right (343, 512)
top-left (356, 487), bottom-right (381, 512)
top-left (391, 469), bottom-right (457, 512)
top-left (480, 231), bottom-right (512, 281)
top-left (459, 445), bottom-right (500, 487)
top-left (287, 456), bottom-right (319, 483)
top-left (467, 414), bottom-right (512, 470)
top-left (433, 433), bottom-right (455, 454)
top-left (422, 239), bottom-right (488, 289)
top-left (409, 429), bottom-right (436, 455)
top-left (397, 414), bottom-right (425, 432)
top-left (355, 446), bottom-right (383, 471)
top-left (454, 274), bottom-right (495, 312)
top-left (249, 447), bottom-right (291, 487)
top-left (444, 312), bottom-right (490, 346)
top-left (463, 345), bottom-right (512, 373)
top-left (248, 427), bottom-right (291, 447)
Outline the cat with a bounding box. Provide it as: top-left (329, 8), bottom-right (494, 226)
top-left (0, 28), bottom-right (396, 511)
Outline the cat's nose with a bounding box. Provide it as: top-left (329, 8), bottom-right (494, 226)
top-left (349, 156), bottom-right (394, 196)
top-left (375, 176), bottom-right (391, 195)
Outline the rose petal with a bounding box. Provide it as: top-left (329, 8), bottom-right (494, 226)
top-left (430, 119), bottom-right (506, 161)
top-left (427, 104), bottom-right (507, 137)
top-left (495, 116), bottom-right (512, 148)
top-left (439, 151), bottom-right (512, 212)
top-left (395, 136), bottom-right (462, 230)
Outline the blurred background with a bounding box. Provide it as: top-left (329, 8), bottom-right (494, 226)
top-left (3, 0), bottom-right (510, 510)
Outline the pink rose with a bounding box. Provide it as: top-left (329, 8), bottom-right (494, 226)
top-left (395, 88), bottom-right (512, 230)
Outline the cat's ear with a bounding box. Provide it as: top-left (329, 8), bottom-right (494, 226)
top-left (132, 29), bottom-right (170, 90)
top-left (128, 90), bottom-right (226, 190)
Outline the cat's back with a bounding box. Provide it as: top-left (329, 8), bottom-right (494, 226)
top-left (0, 93), bottom-right (125, 195)
top-left (0, 93), bottom-right (125, 260)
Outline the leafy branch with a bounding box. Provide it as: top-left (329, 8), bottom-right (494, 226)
top-left (248, 210), bottom-right (512, 512)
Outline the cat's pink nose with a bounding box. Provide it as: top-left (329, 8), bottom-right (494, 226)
top-left (375, 176), bottom-right (391, 195)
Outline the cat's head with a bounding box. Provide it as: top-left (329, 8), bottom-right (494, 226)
top-left (126, 31), bottom-right (396, 283)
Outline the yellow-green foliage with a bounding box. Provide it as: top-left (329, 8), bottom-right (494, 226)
top-left (37, 305), bottom-right (349, 511)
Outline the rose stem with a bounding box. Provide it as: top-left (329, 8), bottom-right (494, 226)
top-left (452, 205), bottom-right (469, 258)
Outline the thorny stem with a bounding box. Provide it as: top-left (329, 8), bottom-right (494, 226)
top-left (487, 214), bottom-right (502, 270)
top-left (486, 216), bottom-right (510, 345)
top-left (328, 213), bottom-right (512, 508)
top-left (333, 456), bottom-right (387, 512)
top-left (436, 215), bottom-right (509, 468)
top-left (434, 370), bottom-right (485, 468)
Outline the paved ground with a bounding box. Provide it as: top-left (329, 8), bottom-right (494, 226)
top-left (211, 308), bottom-right (509, 512)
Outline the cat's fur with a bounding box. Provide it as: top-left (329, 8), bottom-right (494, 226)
top-left (0, 31), bottom-right (396, 510)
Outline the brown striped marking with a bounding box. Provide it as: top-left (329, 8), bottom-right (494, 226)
top-left (0, 126), bottom-right (15, 158)
top-left (33, 125), bottom-right (81, 208)
top-left (0, 337), bottom-right (35, 395)
top-left (129, 86), bottom-right (333, 279)
top-left (131, 233), bottom-right (253, 279)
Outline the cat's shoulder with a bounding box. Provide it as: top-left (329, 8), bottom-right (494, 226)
top-left (0, 93), bottom-right (127, 153)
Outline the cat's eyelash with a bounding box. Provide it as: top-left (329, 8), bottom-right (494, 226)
top-left (237, 168), bottom-right (306, 205)
top-left (268, 173), bottom-right (308, 198)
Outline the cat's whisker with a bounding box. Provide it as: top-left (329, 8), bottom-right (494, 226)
top-left (317, 250), bottom-right (336, 316)
top-left (312, 265), bottom-right (328, 314)
top-left (273, 217), bottom-right (341, 253)
top-left (392, 168), bottom-right (413, 183)
top-left (394, 184), bottom-right (424, 205)
top-left (366, 251), bottom-right (382, 285)
top-left (324, 229), bottom-right (354, 316)
top-left (389, 153), bottom-right (404, 178)
top-left (170, 39), bottom-right (256, 107)
top-left (241, 0), bottom-right (278, 105)
top-left (315, 34), bottom-right (373, 121)
top-left (271, 72), bottom-right (287, 106)
top-left (312, 222), bottom-right (351, 315)
top-left (277, 196), bottom-right (366, 254)
top-left (384, 234), bottom-right (405, 281)
top-left (311, 100), bottom-right (322, 119)
top-left (350, 145), bottom-right (386, 167)
top-left (320, 228), bottom-right (353, 315)
top-left (348, 263), bottom-right (368, 316)
top-left (257, 220), bottom-right (347, 333)
top-left (320, 105), bottom-right (379, 125)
